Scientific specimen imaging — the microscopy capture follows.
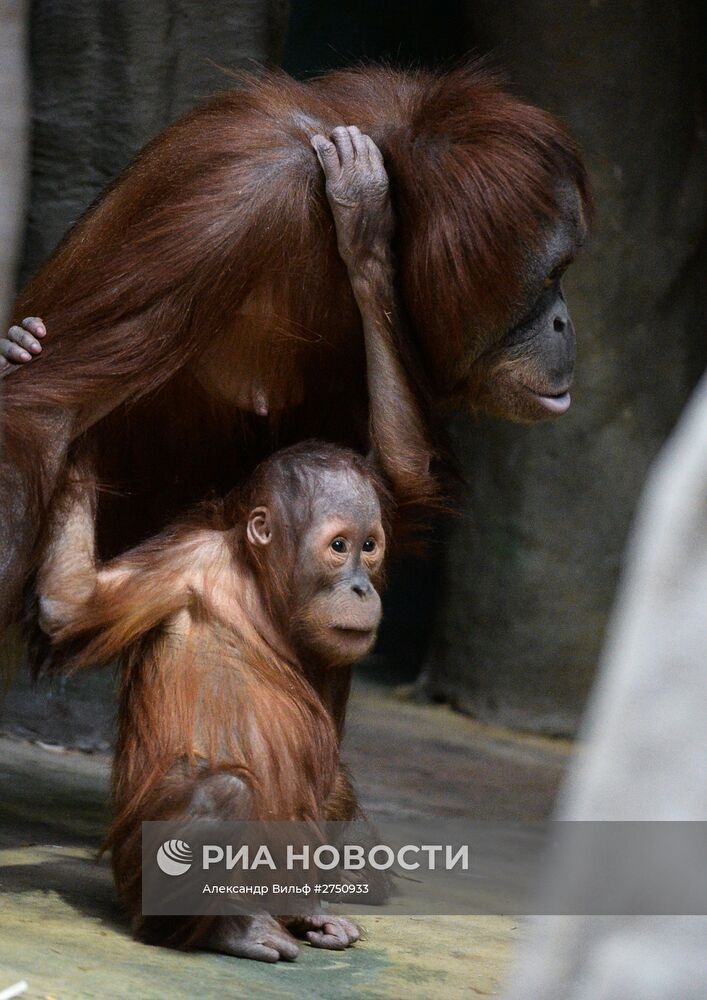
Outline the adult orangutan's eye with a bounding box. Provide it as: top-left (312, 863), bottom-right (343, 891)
top-left (331, 538), bottom-right (347, 554)
top-left (362, 538), bottom-right (376, 553)
top-left (543, 261), bottom-right (568, 288)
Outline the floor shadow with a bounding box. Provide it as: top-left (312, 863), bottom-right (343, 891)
top-left (0, 853), bottom-right (127, 934)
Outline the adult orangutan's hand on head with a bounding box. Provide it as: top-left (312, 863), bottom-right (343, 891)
top-left (311, 126), bottom-right (394, 277)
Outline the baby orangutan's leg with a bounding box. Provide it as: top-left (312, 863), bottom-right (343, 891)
top-left (115, 764), bottom-right (361, 961)
top-left (112, 765), bottom-right (298, 960)
top-left (193, 775), bottom-right (360, 956)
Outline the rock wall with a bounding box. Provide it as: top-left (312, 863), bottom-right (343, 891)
top-left (20, 0), bottom-right (289, 285)
top-left (422, 0), bottom-right (707, 733)
top-left (0, 0), bottom-right (29, 323)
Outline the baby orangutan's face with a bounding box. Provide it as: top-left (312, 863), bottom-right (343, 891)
top-left (247, 467), bottom-right (385, 667)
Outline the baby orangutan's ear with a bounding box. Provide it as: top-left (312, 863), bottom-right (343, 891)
top-left (246, 506), bottom-right (272, 547)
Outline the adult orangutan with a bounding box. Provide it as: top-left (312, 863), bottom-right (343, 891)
top-left (0, 64), bottom-right (589, 627)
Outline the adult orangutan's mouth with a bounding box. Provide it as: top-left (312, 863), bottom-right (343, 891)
top-left (528, 389), bottom-right (571, 415)
top-left (331, 626), bottom-right (376, 640)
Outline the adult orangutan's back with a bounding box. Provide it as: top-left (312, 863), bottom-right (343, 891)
top-left (0, 64), bottom-right (589, 623)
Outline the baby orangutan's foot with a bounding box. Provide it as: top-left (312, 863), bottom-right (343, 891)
top-left (206, 914), bottom-right (300, 963)
top-left (282, 913), bottom-right (361, 950)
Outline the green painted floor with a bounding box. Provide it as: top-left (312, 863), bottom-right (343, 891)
top-left (0, 682), bottom-right (570, 999)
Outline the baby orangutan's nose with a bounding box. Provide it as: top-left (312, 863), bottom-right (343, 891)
top-left (350, 572), bottom-right (374, 599)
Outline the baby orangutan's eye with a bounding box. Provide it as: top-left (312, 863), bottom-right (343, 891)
top-left (330, 537), bottom-right (348, 554)
top-left (362, 538), bottom-right (376, 553)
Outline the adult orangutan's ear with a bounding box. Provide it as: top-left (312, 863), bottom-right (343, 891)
top-left (246, 506), bottom-right (272, 547)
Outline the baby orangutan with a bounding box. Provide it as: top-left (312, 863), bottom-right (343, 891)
top-left (37, 440), bottom-right (388, 960)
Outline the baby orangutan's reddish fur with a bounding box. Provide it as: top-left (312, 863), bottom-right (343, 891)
top-left (38, 442), bottom-right (388, 959)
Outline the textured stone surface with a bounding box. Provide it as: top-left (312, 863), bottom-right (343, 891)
top-left (20, 0), bottom-right (289, 285)
top-left (1, 666), bottom-right (117, 752)
top-left (423, 0), bottom-right (707, 734)
top-left (0, 0), bottom-right (29, 324)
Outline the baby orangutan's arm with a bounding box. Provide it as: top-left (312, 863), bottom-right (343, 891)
top-left (0, 316), bottom-right (45, 375)
top-left (36, 454), bottom-right (100, 637)
top-left (36, 455), bottom-right (196, 662)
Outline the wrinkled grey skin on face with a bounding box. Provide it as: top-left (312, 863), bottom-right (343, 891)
top-left (505, 184), bottom-right (586, 404)
top-left (465, 182), bottom-right (588, 423)
top-left (289, 468), bottom-right (385, 666)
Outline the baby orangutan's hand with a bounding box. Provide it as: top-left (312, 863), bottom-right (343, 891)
top-left (0, 316), bottom-right (46, 376)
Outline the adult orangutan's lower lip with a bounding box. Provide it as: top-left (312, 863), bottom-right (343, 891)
top-left (530, 390), bottom-right (571, 414)
top-left (332, 626), bottom-right (375, 638)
